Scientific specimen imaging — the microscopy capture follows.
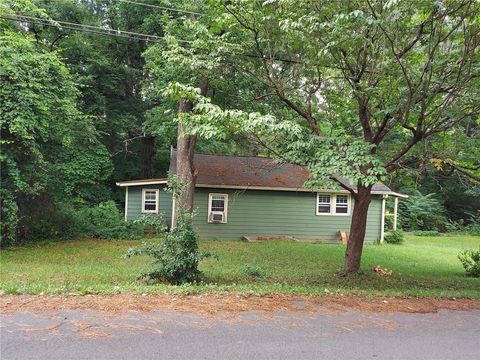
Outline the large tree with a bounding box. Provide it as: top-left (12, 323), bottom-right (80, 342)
top-left (163, 0), bottom-right (480, 273)
top-left (144, 6), bottom-right (248, 219)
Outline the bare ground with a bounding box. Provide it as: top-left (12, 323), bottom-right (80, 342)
top-left (1, 294), bottom-right (479, 315)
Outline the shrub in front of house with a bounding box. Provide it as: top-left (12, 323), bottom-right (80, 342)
top-left (1, 200), bottom-right (143, 245)
top-left (124, 211), bottom-right (216, 284)
top-left (384, 230), bottom-right (404, 244)
top-left (80, 201), bottom-right (143, 239)
top-left (458, 248), bottom-right (480, 278)
top-left (132, 214), bottom-right (168, 236)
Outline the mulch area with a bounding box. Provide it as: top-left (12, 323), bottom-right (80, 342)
top-left (1, 294), bottom-right (479, 315)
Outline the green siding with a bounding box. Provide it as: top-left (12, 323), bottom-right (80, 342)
top-left (125, 185), bottom-right (173, 226)
top-left (124, 186), bottom-right (383, 242)
top-left (192, 188), bottom-right (382, 242)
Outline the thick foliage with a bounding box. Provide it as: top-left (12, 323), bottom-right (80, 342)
top-left (458, 248), bottom-right (480, 278)
top-left (399, 192), bottom-right (450, 232)
top-left (0, 189), bottom-right (18, 247)
top-left (384, 230), bottom-right (405, 245)
top-left (0, 30), bottom-right (112, 245)
top-left (24, 201), bottom-right (142, 241)
top-left (125, 212), bottom-right (214, 284)
top-left (463, 223), bottom-right (480, 236)
top-left (132, 214), bottom-right (168, 236)
top-left (80, 201), bottom-right (141, 240)
top-left (459, 212), bottom-right (480, 236)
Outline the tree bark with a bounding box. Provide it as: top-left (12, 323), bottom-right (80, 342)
top-left (174, 78), bottom-right (209, 222)
top-left (344, 184), bottom-right (373, 274)
top-left (139, 135), bottom-right (155, 179)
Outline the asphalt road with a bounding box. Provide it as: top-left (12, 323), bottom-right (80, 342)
top-left (1, 308), bottom-right (479, 360)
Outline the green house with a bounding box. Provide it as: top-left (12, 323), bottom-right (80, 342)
top-left (117, 151), bottom-right (406, 243)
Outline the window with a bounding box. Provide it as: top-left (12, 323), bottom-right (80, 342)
top-left (317, 194), bottom-right (331, 214)
top-left (208, 193), bottom-right (228, 223)
top-left (336, 195), bottom-right (349, 214)
top-left (316, 193), bottom-right (350, 216)
top-left (142, 189), bottom-right (159, 213)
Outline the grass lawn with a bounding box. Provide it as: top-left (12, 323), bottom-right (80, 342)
top-left (1, 234), bottom-right (479, 298)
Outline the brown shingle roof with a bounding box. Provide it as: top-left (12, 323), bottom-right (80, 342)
top-left (169, 150), bottom-right (392, 192)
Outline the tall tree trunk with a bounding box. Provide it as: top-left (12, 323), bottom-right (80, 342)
top-left (139, 135), bottom-right (155, 179)
top-left (344, 184), bottom-right (373, 274)
top-left (174, 78), bottom-right (209, 222)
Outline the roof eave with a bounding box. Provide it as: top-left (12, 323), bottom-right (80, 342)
top-left (116, 179), bottom-right (168, 187)
top-left (377, 191), bottom-right (409, 198)
top-left (115, 179), bottom-right (408, 198)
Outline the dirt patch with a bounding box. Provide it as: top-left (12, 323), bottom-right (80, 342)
top-left (0, 294), bottom-right (479, 316)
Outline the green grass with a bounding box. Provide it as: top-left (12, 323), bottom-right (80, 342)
top-left (1, 235), bottom-right (479, 298)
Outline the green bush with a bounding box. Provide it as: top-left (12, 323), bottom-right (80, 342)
top-left (413, 230), bottom-right (440, 237)
top-left (0, 189), bottom-right (19, 248)
top-left (384, 230), bottom-right (404, 244)
top-left (464, 223), bottom-right (480, 236)
top-left (29, 203), bottom-right (85, 240)
top-left (399, 191), bottom-right (450, 232)
top-left (384, 214), bottom-right (394, 230)
top-left (132, 214), bottom-right (168, 236)
top-left (458, 248), bottom-right (480, 278)
top-left (463, 213), bottom-right (480, 235)
top-left (80, 201), bottom-right (142, 239)
top-left (17, 201), bottom-right (142, 243)
top-left (124, 211), bottom-right (215, 284)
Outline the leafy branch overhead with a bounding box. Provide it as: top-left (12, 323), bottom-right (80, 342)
top-left (163, 82), bottom-right (386, 191)
top-left (157, 0), bottom-right (479, 193)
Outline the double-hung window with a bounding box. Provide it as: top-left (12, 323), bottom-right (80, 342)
top-left (208, 193), bottom-right (228, 223)
top-left (335, 195), bottom-right (349, 214)
top-left (316, 193), bottom-right (350, 216)
top-left (142, 189), bottom-right (159, 213)
top-left (317, 194), bottom-right (331, 214)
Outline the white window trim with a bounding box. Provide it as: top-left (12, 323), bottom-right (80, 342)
top-left (316, 193), bottom-right (351, 216)
top-left (207, 193), bottom-right (228, 223)
top-left (142, 189), bottom-right (159, 214)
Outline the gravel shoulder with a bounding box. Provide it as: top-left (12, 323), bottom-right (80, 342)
top-left (1, 293), bottom-right (479, 315)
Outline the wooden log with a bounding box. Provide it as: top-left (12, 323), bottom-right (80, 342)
top-left (338, 231), bottom-right (349, 244)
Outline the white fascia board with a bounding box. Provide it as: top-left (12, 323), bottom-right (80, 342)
top-left (372, 190), bottom-right (409, 198)
top-left (116, 180), bottom-right (168, 187)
